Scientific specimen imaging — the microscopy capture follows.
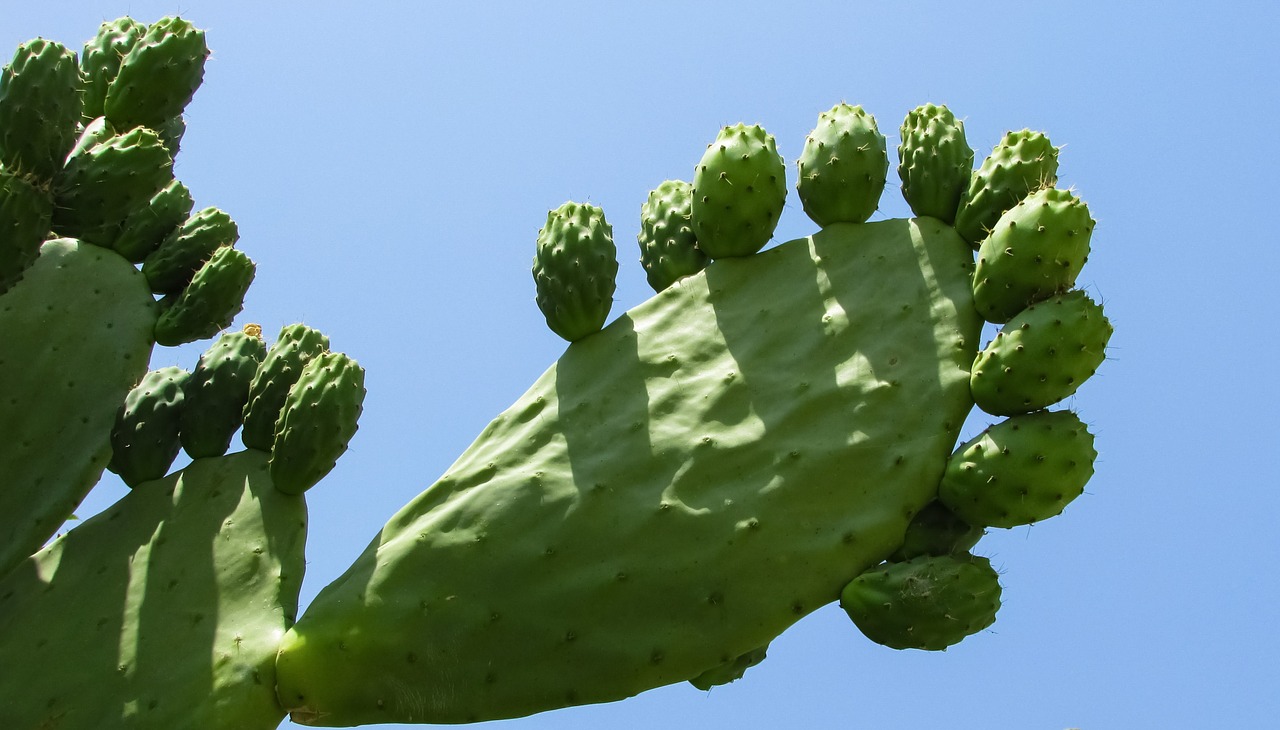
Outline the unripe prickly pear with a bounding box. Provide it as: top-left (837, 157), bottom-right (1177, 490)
top-left (0, 38), bottom-right (82, 182)
top-left (270, 352), bottom-right (366, 495)
top-left (103, 17), bottom-right (209, 131)
top-left (897, 103), bottom-right (974, 224)
top-left (532, 201), bottom-right (618, 341)
top-left (66, 116), bottom-right (117, 160)
top-left (107, 366), bottom-right (190, 487)
top-left (972, 187), bottom-right (1094, 324)
top-left (153, 245), bottom-right (256, 346)
top-left (113, 178), bottom-right (194, 263)
top-left (796, 103), bottom-right (887, 226)
top-left (142, 206), bottom-right (239, 294)
top-left (0, 167), bottom-right (53, 293)
top-left (939, 410), bottom-right (1096, 528)
top-left (241, 324), bottom-right (331, 450)
top-left (954, 129), bottom-right (1059, 246)
top-left (53, 126), bottom-right (174, 246)
top-left (80, 17), bottom-right (146, 121)
top-left (179, 328), bottom-right (267, 458)
top-left (971, 290), bottom-right (1112, 415)
top-left (840, 554), bottom-right (1001, 651)
top-left (638, 180), bottom-right (707, 292)
top-left (688, 644), bottom-right (769, 691)
top-left (691, 123), bottom-right (786, 257)
top-left (889, 500), bottom-right (984, 562)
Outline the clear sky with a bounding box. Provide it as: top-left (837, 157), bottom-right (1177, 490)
top-left (6, 2), bottom-right (1280, 728)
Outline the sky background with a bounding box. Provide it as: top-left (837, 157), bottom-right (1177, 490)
top-left (6, 2), bottom-right (1280, 728)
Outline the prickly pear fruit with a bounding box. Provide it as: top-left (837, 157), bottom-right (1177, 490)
top-left (241, 324), bottom-right (331, 451)
top-left (103, 17), bottom-right (209, 131)
top-left (153, 245), bottom-right (255, 346)
top-left (107, 366), bottom-right (190, 487)
top-left (532, 201), bottom-right (618, 342)
top-left (897, 103), bottom-right (974, 224)
top-left (889, 500), bottom-right (983, 562)
top-left (142, 206), bottom-right (239, 295)
top-left (971, 290), bottom-right (1112, 415)
top-left (638, 180), bottom-right (707, 292)
top-left (0, 167), bottom-right (53, 293)
top-left (269, 352), bottom-right (366, 495)
top-left (939, 409), bottom-right (1096, 528)
top-left (0, 38), bottom-right (82, 182)
top-left (53, 126), bottom-right (174, 246)
top-left (840, 554), bottom-right (1001, 651)
top-left (113, 178), bottom-right (194, 263)
top-left (796, 103), bottom-right (887, 226)
top-left (689, 644), bottom-right (769, 691)
top-left (972, 187), bottom-right (1094, 324)
top-left (80, 17), bottom-right (146, 121)
top-left (180, 327), bottom-right (268, 458)
top-left (691, 123), bottom-right (786, 257)
top-left (954, 129), bottom-right (1059, 246)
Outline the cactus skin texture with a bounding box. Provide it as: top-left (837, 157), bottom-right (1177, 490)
top-left (53, 126), bottom-right (175, 247)
top-left (796, 103), bottom-right (888, 226)
top-left (638, 180), bottom-right (707, 292)
top-left (691, 123), bottom-right (787, 257)
top-left (0, 451), bottom-right (306, 730)
top-left (839, 554), bottom-right (1001, 651)
top-left (971, 290), bottom-right (1112, 415)
top-left (103, 17), bottom-right (209, 131)
top-left (143, 205), bottom-right (240, 295)
top-left (0, 38), bottom-right (82, 182)
top-left (532, 201), bottom-right (619, 341)
top-left (973, 187), bottom-right (1094, 324)
top-left (242, 324), bottom-right (332, 450)
top-left (80, 17), bottom-right (147, 122)
top-left (181, 328), bottom-right (268, 458)
top-left (939, 410), bottom-right (1096, 528)
top-left (897, 103), bottom-right (974, 224)
top-left (954, 129), bottom-right (1059, 247)
top-left (107, 366), bottom-right (191, 487)
top-left (153, 244), bottom-right (256, 346)
top-left (889, 500), bottom-right (983, 562)
top-left (270, 352), bottom-right (367, 496)
top-left (274, 217), bottom-right (982, 725)
top-left (0, 167), bottom-right (53, 293)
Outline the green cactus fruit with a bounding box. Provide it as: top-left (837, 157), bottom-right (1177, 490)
top-left (691, 123), bottom-right (787, 257)
top-left (889, 500), bottom-right (984, 562)
top-left (103, 17), bottom-right (209, 131)
top-left (796, 103), bottom-right (888, 226)
top-left (0, 38), bottom-right (82, 182)
top-left (0, 167), bottom-right (53, 293)
top-left (532, 201), bottom-right (618, 342)
top-left (80, 17), bottom-right (147, 121)
top-left (241, 324), bottom-right (332, 451)
top-left (0, 238), bottom-right (156, 577)
top-left (273, 218), bottom-right (982, 725)
top-left (0, 450), bottom-right (306, 730)
top-left (66, 116), bottom-right (117, 161)
top-left (897, 103), bottom-right (974, 224)
top-left (972, 187), bottom-right (1094, 324)
top-left (142, 206), bottom-right (240, 295)
top-left (954, 129), bottom-right (1059, 246)
top-left (638, 180), bottom-right (707, 292)
top-left (153, 245), bottom-right (256, 346)
top-left (107, 366), bottom-right (190, 487)
top-left (269, 352), bottom-right (367, 496)
top-left (179, 327), bottom-right (268, 458)
top-left (839, 554), bottom-right (1001, 651)
top-left (971, 290), bottom-right (1112, 416)
top-left (939, 409), bottom-right (1096, 528)
top-left (114, 178), bottom-right (195, 263)
top-left (688, 644), bottom-right (769, 691)
top-left (53, 126), bottom-right (174, 247)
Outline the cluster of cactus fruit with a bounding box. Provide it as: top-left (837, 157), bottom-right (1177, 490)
top-left (0, 13), bottom-right (1111, 730)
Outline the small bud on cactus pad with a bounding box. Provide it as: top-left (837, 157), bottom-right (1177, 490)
top-left (796, 103), bottom-right (888, 226)
top-left (0, 38), bottom-right (82, 182)
top-left (532, 201), bottom-right (618, 341)
top-left (180, 328), bottom-right (267, 458)
top-left (954, 129), bottom-right (1059, 246)
top-left (107, 366), bottom-right (190, 487)
top-left (889, 500), bottom-right (984, 562)
top-left (143, 206), bottom-right (239, 294)
top-left (80, 17), bottom-right (147, 122)
top-left (269, 352), bottom-right (366, 496)
top-left (638, 180), bottom-right (707, 292)
top-left (113, 177), bottom-right (195, 263)
top-left (691, 123), bottom-right (786, 257)
top-left (153, 245), bottom-right (256, 346)
top-left (103, 17), bottom-right (208, 131)
top-left (241, 324), bottom-right (331, 451)
top-left (53, 126), bottom-right (174, 247)
top-left (0, 167), bottom-right (53, 293)
top-left (897, 103), bottom-right (974, 224)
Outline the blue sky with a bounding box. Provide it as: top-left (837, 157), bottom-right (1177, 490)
top-left (7, 2), bottom-right (1280, 728)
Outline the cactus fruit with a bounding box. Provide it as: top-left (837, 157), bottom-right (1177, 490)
top-left (270, 352), bottom-right (367, 495)
top-left (638, 180), bottom-right (707, 292)
top-left (954, 129), bottom-right (1059, 246)
top-left (0, 38), bottom-right (82, 182)
top-left (114, 177), bottom-right (195, 262)
top-left (796, 103), bottom-right (888, 226)
top-left (532, 201), bottom-right (619, 341)
top-left (80, 17), bottom-right (147, 122)
top-left (107, 366), bottom-right (191, 487)
top-left (180, 327), bottom-right (268, 458)
top-left (939, 410), bottom-right (1096, 528)
top-left (241, 324), bottom-right (332, 450)
top-left (67, 115), bottom-right (117, 160)
top-left (897, 103), bottom-right (974, 224)
top-left (972, 187), bottom-right (1094, 323)
top-left (53, 126), bottom-right (174, 246)
top-left (103, 17), bottom-right (209, 131)
top-left (153, 245), bottom-right (256, 346)
top-left (690, 123), bottom-right (787, 257)
top-left (689, 644), bottom-right (770, 691)
top-left (143, 206), bottom-right (240, 295)
top-left (970, 290), bottom-right (1112, 415)
top-left (0, 167), bottom-right (53, 293)
top-left (839, 554), bottom-right (1001, 651)
top-left (889, 500), bottom-right (984, 562)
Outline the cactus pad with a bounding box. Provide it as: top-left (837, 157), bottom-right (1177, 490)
top-left (532, 201), bottom-right (618, 341)
top-left (888, 500), bottom-right (984, 562)
top-left (270, 352), bottom-right (367, 495)
top-left (143, 206), bottom-right (240, 295)
top-left (53, 126), bottom-right (174, 247)
top-left (80, 17), bottom-right (147, 121)
top-left (103, 16), bottom-right (209, 131)
top-left (114, 177), bottom-right (195, 263)
top-left (897, 103), bottom-right (974, 224)
top-left (153, 245), bottom-right (256, 346)
top-left (0, 38), bottom-right (82, 182)
top-left (796, 103), bottom-right (888, 226)
top-left (0, 167), bottom-right (53, 293)
top-left (180, 328), bottom-right (268, 458)
top-left (107, 366), bottom-right (190, 487)
top-left (637, 180), bottom-right (707, 292)
top-left (691, 123), bottom-right (786, 257)
top-left (241, 324), bottom-right (332, 451)
top-left (954, 129), bottom-right (1059, 246)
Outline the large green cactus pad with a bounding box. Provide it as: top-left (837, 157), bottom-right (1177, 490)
top-left (0, 450), bottom-right (306, 729)
top-left (275, 217), bottom-right (982, 725)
